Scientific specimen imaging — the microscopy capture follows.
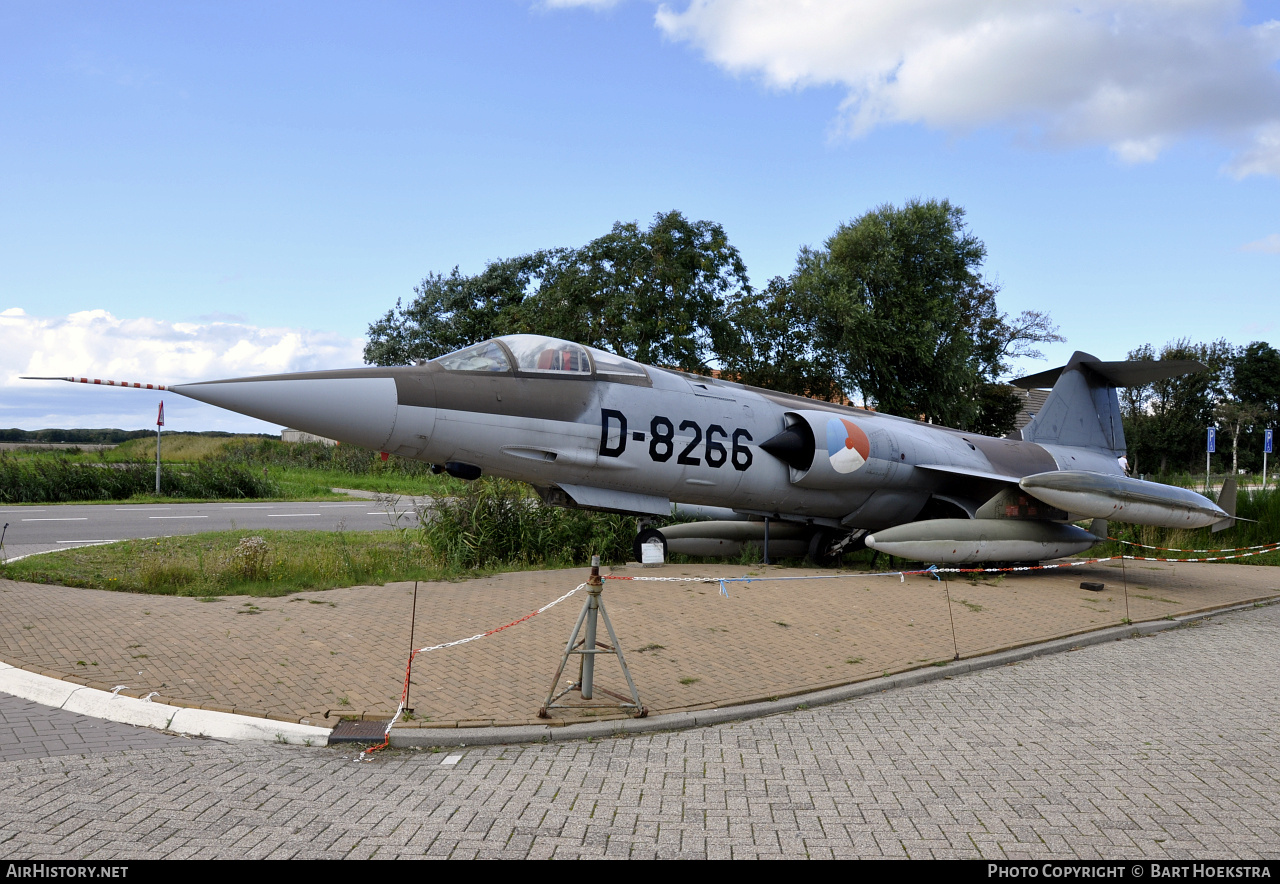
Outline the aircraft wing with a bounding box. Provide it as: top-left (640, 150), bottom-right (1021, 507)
top-left (913, 463), bottom-right (1020, 484)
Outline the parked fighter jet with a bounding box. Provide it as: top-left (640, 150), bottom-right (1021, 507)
top-left (28, 334), bottom-right (1230, 564)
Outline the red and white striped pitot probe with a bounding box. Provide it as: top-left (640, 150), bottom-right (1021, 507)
top-left (21, 375), bottom-right (167, 390)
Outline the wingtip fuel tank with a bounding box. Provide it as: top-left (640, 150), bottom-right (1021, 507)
top-left (1018, 471), bottom-right (1227, 529)
top-left (864, 519), bottom-right (1098, 564)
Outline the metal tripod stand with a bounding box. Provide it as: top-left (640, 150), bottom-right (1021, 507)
top-left (539, 557), bottom-right (646, 718)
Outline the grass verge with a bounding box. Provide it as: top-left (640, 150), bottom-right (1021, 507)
top-left (0, 530), bottom-right (445, 597)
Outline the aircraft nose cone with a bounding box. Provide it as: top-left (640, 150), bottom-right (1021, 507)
top-left (172, 374), bottom-right (400, 451)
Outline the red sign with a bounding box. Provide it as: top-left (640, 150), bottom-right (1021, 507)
top-left (157, 401), bottom-right (165, 427)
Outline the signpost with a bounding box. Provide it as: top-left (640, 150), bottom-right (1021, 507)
top-left (156, 401), bottom-right (164, 495)
top-left (1206, 426), bottom-right (1216, 492)
top-left (1265, 427), bottom-right (1273, 490)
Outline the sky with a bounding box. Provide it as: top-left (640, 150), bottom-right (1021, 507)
top-left (2, 0), bottom-right (1278, 433)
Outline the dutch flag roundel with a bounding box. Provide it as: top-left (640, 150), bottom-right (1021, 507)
top-left (826, 416), bottom-right (871, 474)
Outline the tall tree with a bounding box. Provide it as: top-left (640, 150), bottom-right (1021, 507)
top-left (720, 276), bottom-right (841, 400)
top-left (786, 199), bottom-right (1060, 431)
top-left (363, 212), bottom-right (748, 373)
top-left (1233, 341), bottom-right (1280, 427)
top-left (1120, 339), bottom-right (1232, 475)
top-left (364, 253), bottom-right (553, 366)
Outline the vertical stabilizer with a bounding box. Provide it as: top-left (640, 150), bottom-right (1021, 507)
top-left (1212, 476), bottom-right (1237, 533)
top-left (1012, 352), bottom-right (1208, 458)
top-left (1014, 352), bottom-right (1125, 456)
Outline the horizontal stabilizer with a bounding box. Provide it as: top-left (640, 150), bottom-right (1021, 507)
top-left (1013, 359), bottom-right (1206, 390)
top-left (1014, 351), bottom-right (1205, 455)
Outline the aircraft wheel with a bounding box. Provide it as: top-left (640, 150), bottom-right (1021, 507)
top-left (633, 527), bottom-right (668, 563)
top-left (807, 530), bottom-right (835, 566)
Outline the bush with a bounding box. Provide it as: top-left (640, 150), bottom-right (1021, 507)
top-left (421, 478), bottom-right (636, 571)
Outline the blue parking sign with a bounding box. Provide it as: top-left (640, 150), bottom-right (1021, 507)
top-left (1207, 427), bottom-right (1216, 453)
top-left (1267, 428), bottom-right (1274, 455)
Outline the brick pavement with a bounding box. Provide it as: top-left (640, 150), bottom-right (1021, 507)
top-left (0, 559), bottom-right (1276, 728)
top-left (0, 695), bottom-right (182, 763)
top-left (1, 601), bottom-right (1277, 859)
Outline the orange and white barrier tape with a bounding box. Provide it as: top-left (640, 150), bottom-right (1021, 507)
top-left (1107, 536), bottom-right (1280, 555)
top-left (359, 582), bottom-right (586, 760)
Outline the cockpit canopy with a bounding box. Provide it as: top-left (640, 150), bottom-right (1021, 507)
top-left (433, 334), bottom-right (649, 381)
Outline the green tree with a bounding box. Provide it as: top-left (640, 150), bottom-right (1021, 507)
top-left (1120, 339), bottom-right (1232, 476)
top-left (364, 212), bottom-right (748, 372)
top-left (364, 253), bottom-right (553, 367)
top-left (787, 199), bottom-right (1060, 431)
top-left (720, 276), bottom-right (842, 399)
top-left (530, 212), bottom-right (747, 370)
top-left (1233, 341), bottom-right (1280, 426)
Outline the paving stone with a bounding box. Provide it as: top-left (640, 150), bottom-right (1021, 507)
top-left (3, 574), bottom-right (1280, 858)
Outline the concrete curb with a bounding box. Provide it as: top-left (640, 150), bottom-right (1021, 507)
top-left (387, 599), bottom-right (1273, 749)
top-left (0, 662), bottom-right (332, 746)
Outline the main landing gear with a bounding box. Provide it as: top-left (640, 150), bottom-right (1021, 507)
top-left (805, 528), bottom-right (868, 566)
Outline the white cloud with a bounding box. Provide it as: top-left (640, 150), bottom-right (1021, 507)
top-left (1240, 232), bottom-right (1280, 253)
top-left (649, 1), bottom-right (1280, 172)
top-left (0, 309), bottom-right (365, 431)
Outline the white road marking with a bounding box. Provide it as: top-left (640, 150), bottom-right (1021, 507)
top-left (268, 513), bottom-right (320, 517)
top-left (22, 517), bottom-right (88, 521)
top-left (148, 516), bottom-right (209, 519)
top-left (57, 540), bottom-right (119, 544)
top-left (222, 506), bottom-right (272, 509)
top-left (318, 504), bottom-right (367, 508)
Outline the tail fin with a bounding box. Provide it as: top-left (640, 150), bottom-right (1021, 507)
top-left (1212, 476), bottom-right (1238, 533)
top-left (1011, 352), bottom-right (1206, 457)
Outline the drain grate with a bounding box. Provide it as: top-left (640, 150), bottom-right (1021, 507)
top-left (328, 719), bottom-right (391, 743)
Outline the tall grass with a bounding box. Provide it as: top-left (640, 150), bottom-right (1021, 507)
top-left (0, 530), bottom-right (436, 596)
top-left (0, 454), bottom-right (276, 503)
top-left (421, 478), bottom-right (636, 570)
top-left (1097, 486), bottom-right (1280, 564)
top-left (112, 434), bottom-right (267, 463)
top-left (218, 438), bottom-right (438, 477)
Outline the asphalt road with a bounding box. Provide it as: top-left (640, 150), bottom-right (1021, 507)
top-left (0, 496), bottom-right (423, 561)
top-left (2, 602), bottom-right (1278, 859)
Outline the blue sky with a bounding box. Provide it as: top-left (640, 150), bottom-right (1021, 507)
top-left (2, 1), bottom-right (1278, 432)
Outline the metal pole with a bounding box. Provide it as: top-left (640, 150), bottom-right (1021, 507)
top-left (581, 555), bottom-right (601, 700)
top-left (406, 580), bottom-right (419, 714)
top-left (155, 425), bottom-right (161, 494)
